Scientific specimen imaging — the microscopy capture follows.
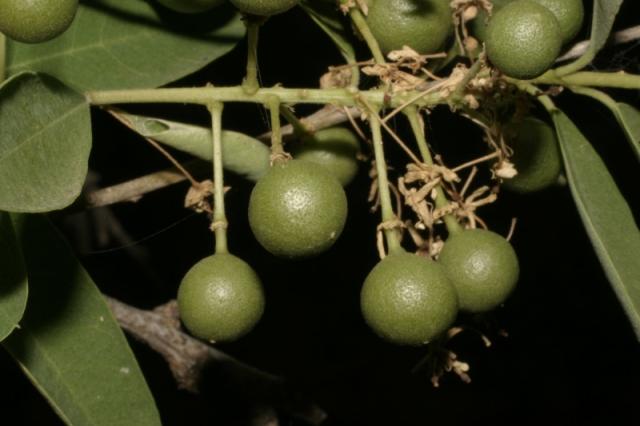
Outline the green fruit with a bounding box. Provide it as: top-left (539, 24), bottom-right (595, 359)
top-left (486, 0), bottom-right (562, 79)
top-left (361, 251), bottom-right (458, 346)
top-left (366, 0), bottom-right (453, 55)
top-left (470, 0), bottom-right (513, 43)
top-left (230, 0), bottom-right (298, 16)
top-left (177, 253), bottom-right (265, 342)
top-left (439, 229), bottom-right (519, 313)
top-left (248, 159), bottom-right (348, 258)
top-left (157, 0), bottom-right (225, 14)
top-left (293, 128), bottom-right (360, 187)
top-left (0, 0), bottom-right (78, 44)
top-left (504, 117), bottom-right (562, 193)
top-left (532, 0), bottom-right (584, 43)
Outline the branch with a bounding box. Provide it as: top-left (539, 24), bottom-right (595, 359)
top-left (557, 25), bottom-right (640, 62)
top-left (106, 296), bottom-right (327, 425)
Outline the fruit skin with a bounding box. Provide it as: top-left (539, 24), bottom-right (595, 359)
top-left (157, 0), bottom-right (225, 14)
top-left (366, 0), bottom-right (453, 55)
top-left (470, 0), bottom-right (513, 43)
top-left (292, 127), bottom-right (360, 187)
top-left (438, 229), bottom-right (519, 313)
top-left (532, 0), bottom-right (584, 43)
top-left (0, 0), bottom-right (79, 44)
top-left (230, 0), bottom-right (298, 16)
top-left (177, 253), bottom-right (265, 342)
top-left (486, 0), bottom-right (562, 79)
top-left (503, 117), bottom-right (562, 193)
top-left (360, 251), bottom-right (458, 346)
top-left (248, 159), bottom-right (348, 258)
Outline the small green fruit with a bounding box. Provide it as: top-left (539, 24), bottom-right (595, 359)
top-left (178, 253), bottom-right (265, 342)
top-left (0, 0), bottom-right (78, 44)
top-left (470, 0), bottom-right (513, 43)
top-left (366, 0), bottom-right (453, 54)
top-left (486, 0), bottom-right (562, 79)
top-left (439, 229), bottom-right (519, 313)
top-left (248, 159), bottom-right (348, 258)
top-left (230, 0), bottom-right (298, 16)
top-left (361, 252), bottom-right (458, 346)
top-left (157, 0), bottom-right (225, 14)
top-left (293, 127), bottom-right (360, 187)
top-left (532, 0), bottom-right (584, 43)
top-left (503, 117), bottom-right (562, 193)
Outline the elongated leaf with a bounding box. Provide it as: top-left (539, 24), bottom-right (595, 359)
top-left (300, 1), bottom-right (357, 65)
top-left (2, 214), bottom-right (161, 426)
top-left (6, 0), bottom-right (244, 91)
top-left (0, 73), bottom-right (92, 213)
top-left (556, 0), bottom-right (623, 75)
top-left (551, 110), bottom-right (640, 339)
top-left (0, 212), bottom-right (28, 341)
top-left (120, 112), bottom-right (270, 181)
top-left (615, 103), bottom-right (640, 160)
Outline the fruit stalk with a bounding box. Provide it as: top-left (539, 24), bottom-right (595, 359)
top-left (243, 17), bottom-right (262, 94)
top-left (369, 107), bottom-right (402, 255)
top-left (347, 5), bottom-right (386, 65)
top-left (208, 102), bottom-right (229, 254)
top-left (267, 96), bottom-right (285, 160)
top-left (404, 106), bottom-right (463, 235)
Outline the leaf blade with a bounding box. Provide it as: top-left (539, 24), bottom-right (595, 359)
top-left (2, 214), bottom-right (161, 426)
top-left (6, 0), bottom-right (244, 91)
top-left (615, 102), bottom-right (640, 160)
top-left (551, 110), bottom-right (640, 338)
top-left (0, 73), bottom-right (92, 213)
top-left (300, 1), bottom-right (357, 65)
top-left (0, 212), bottom-right (28, 341)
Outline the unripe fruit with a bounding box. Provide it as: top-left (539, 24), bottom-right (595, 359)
top-left (503, 117), bottom-right (562, 193)
top-left (0, 0), bottom-right (78, 44)
top-left (178, 254), bottom-right (265, 342)
top-left (292, 127), bottom-right (360, 187)
top-left (157, 0), bottom-right (225, 14)
top-left (470, 0), bottom-right (513, 43)
top-left (532, 0), bottom-right (584, 43)
top-left (248, 159), bottom-right (348, 258)
top-left (439, 229), bottom-right (519, 313)
top-left (486, 0), bottom-right (562, 79)
top-left (366, 0), bottom-right (453, 55)
top-left (230, 0), bottom-right (298, 16)
top-left (361, 252), bottom-right (458, 346)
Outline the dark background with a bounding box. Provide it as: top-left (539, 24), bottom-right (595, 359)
top-left (1, 1), bottom-right (640, 425)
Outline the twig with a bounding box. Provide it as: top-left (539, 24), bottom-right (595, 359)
top-left (106, 296), bottom-right (327, 425)
top-left (557, 25), bottom-right (640, 62)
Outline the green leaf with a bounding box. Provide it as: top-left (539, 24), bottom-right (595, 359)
top-left (119, 112), bottom-right (270, 181)
top-left (556, 0), bottom-right (624, 76)
top-left (0, 212), bottom-right (28, 342)
top-left (2, 214), bottom-right (161, 426)
top-left (6, 0), bottom-right (244, 91)
top-left (551, 110), bottom-right (640, 339)
top-left (615, 103), bottom-right (640, 160)
top-left (0, 73), bottom-right (92, 213)
top-left (300, 1), bottom-right (357, 65)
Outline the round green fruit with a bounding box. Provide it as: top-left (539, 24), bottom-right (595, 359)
top-left (366, 0), bottom-right (453, 55)
top-left (360, 251), bottom-right (458, 346)
top-left (230, 0), bottom-right (298, 16)
top-left (248, 159), bottom-right (348, 258)
top-left (292, 127), bottom-right (360, 187)
top-left (470, 0), bottom-right (512, 43)
top-left (439, 229), bottom-right (519, 313)
top-left (157, 0), bottom-right (225, 14)
top-left (532, 0), bottom-right (584, 43)
top-left (0, 0), bottom-right (78, 44)
top-left (503, 117), bottom-right (562, 193)
top-left (486, 0), bottom-right (562, 79)
top-left (177, 253), bottom-right (265, 342)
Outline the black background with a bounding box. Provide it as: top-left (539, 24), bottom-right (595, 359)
top-left (1, 0), bottom-right (640, 425)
